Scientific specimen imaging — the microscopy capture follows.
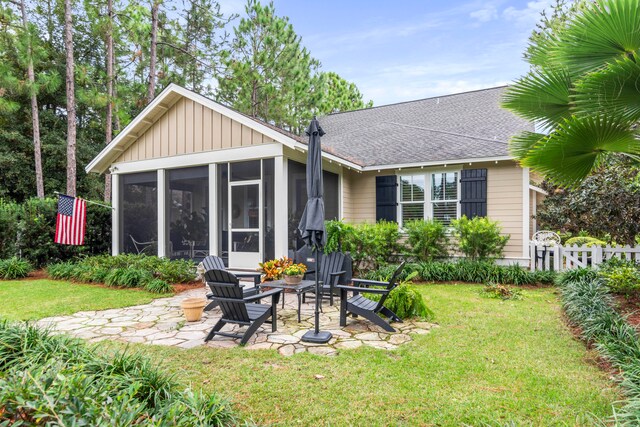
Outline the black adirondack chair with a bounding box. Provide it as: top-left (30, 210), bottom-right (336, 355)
top-left (202, 255), bottom-right (260, 311)
top-left (337, 262), bottom-right (406, 332)
top-left (302, 251), bottom-right (346, 306)
top-left (204, 269), bottom-right (282, 345)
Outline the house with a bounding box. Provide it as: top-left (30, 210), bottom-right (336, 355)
top-left (86, 83), bottom-right (543, 268)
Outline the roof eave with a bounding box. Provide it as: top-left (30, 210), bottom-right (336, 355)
top-left (360, 155), bottom-right (514, 172)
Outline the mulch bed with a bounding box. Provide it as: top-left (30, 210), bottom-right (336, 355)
top-left (613, 294), bottom-right (640, 328)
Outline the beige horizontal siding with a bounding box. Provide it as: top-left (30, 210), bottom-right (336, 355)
top-left (476, 161), bottom-right (524, 259)
top-left (343, 170), bottom-right (377, 223)
top-left (115, 97), bottom-right (276, 163)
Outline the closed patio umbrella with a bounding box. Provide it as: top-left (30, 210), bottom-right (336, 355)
top-left (298, 117), bottom-right (331, 343)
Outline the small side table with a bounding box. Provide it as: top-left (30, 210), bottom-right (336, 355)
top-left (258, 280), bottom-right (318, 322)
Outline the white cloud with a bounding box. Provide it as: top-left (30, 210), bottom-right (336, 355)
top-left (470, 7), bottom-right (498, 23)
top-left (502, 0), bottom-right (554, 26)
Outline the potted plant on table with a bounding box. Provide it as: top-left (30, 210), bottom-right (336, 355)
top-left (282, 263), bottom-right (307, 285)
top-left (258, 256), bottom-right (293, 282)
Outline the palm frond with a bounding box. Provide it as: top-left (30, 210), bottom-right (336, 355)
top-left (508, 131), bottom-right (547, 160)
top-left (555, 0), bottom-right (640, 75)
top-left (574, 55), bottom-right (640, 123)
top-left (521, 115), bottom-right (640, 186)
top-left (501, 67), bottom-right (572, 128)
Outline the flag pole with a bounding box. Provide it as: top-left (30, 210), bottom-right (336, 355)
top-left (54, 191), bottom-right (114, 210)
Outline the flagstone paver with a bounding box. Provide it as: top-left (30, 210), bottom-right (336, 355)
top-left (38, 288), bottom-right (437, 356)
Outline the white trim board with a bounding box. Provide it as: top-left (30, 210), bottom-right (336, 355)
top-left (110, 143), bottom-right (284, 174)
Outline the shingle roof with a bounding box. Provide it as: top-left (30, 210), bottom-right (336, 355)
top-left (316, 86), bottom-right (532, 167)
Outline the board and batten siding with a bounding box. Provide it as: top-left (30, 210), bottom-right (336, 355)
top-left (340, 161), bottom-right (526, 259)
top-left (115, 98), bottom-right (277, 163)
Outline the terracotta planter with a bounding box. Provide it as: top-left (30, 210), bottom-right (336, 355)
top-left (181, 297), bottom-right (206, 322)
top-left (284, 274), bottom-right (303, 285)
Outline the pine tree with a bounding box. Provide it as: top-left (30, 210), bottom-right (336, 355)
top-left (63, 0), bottom-right (77, 196)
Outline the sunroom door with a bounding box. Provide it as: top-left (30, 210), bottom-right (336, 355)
top-left (228, 180), bottom-right (262, 268)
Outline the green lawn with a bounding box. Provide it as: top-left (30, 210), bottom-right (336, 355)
top-left (0, 280), bottom-right (617, 424)
top-left (0, 279), bottom-right (159, 321)
top-left (140, 284), bottom-right (618, 425)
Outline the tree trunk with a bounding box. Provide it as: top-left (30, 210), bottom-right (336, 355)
top-left (19, 0), bottom-right (44, 198)
top-left (64, 0), bottom-right (76, 197)
top-left (104, 0), bottom-right (114, 202)
top-left (148, 0), bottom-right (158, 103)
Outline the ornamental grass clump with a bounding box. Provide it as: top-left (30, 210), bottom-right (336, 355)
top-left (0, 321), bottom-right (238, 425)
top-left (47, 254), bottom-right (194, 292)
top-left (364, 271), bottom-right (434, 320)
top-left (0, 257), bottom-right (32, 279)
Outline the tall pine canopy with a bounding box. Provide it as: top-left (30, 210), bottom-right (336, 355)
top-left (0, 0), bottom-right (371, 202)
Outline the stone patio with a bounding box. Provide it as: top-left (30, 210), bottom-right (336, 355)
top-left (38, 288), bottom-right (436, 356)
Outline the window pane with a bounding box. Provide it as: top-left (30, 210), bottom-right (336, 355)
top-left (413, 175), bottom-right (425, 201)
top-left (231, 231), bottom-right (259, 252)
top-left (217, 164), bottom-right (228, 266)
top-left (324, 171), bottom-right (340, 221)
top-left (288, 160), bottom-right (306, 251)
top-left (402, 203), bottom-right (424, 223)
top-left (400, 177), bottom-right (412, 202)
top-left (122, 172), bottom-right (157, 254)
top-left (262, 159), bottom-right (274, 262)
top-left (444, 172), bottom-right (458, 200)
top-left (167, 166), bottom-right (208, 261)
top-left (230, 160), bottom-right (261, 181)
top-left (433, 202), bottom-right (457, 226)
top-left (432, 173), bottom-right (443, 201)
top-left (401, 175), bottom-right (425, 202)
top-left (231, 184), bottom-right (259, 229)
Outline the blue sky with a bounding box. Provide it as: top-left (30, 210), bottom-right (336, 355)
top-left (220, 0), bottom-right (555, 106)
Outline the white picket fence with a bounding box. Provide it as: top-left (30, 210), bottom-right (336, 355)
top-left (529, 243), bottom-right (640, 271)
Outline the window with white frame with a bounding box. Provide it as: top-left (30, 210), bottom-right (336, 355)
top-left (431, 172), bottom-right (458, 226)
top-left (399, 171), bottom-right (459, 227)
top-left (400, 175), bottom-right (425, 224)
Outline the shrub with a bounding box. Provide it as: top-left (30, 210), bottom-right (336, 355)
top-left (343, 220), bottom-right (400, 274)
top-left (480, 283), bottom-right (523, 300)
top-left (145, 279), bottom-right (173, 294)
top-left (403, 219), bottom-right (449, 261)
top-left (0, 321), bottom-right (238, 425)
top-left (0, 257), bottom-right (32, 279)
top-left (325, 219), bottom-right (355, 253)
top-left (598, 258), bottom-right (640, 296)
top-left (451, 215), bottom-right (509, 260)
top-left (565, 236), bottom-right (607, 247)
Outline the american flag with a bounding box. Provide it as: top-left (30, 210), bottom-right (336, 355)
top-left (54, 194), bottom-right (87, 245)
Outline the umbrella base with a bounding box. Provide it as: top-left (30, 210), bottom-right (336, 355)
top-left (301, 330), bottom-right (332, 344)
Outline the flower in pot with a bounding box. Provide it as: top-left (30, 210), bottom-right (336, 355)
top-left (258, 257), bottom-right (293, 281)
top-left (282, 263), bottom-right (307, 285)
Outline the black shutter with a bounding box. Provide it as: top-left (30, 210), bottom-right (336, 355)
top-left (460, 169), bottom-right (487, 218)
top-left (376, 175), bottom-right (397, 222)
